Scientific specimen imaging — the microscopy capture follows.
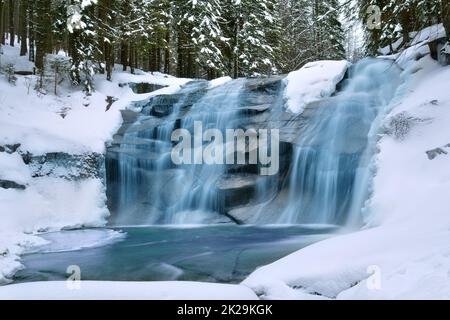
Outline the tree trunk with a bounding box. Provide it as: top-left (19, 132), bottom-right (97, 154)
top-left (28, 2), bottom-right (34, 62)
top-left (8, 0), bottom-right (14, 46)
top-left (400, 10), bottom-right (410, 46)
top-left (443, 0), bottom-right (450, 39)
top-left (105, 41), bottom-right (113, 81)
top-left (156, 46), bottom-right (161, 72)
top-left (0, 0), bottom-right (4, 45)
top-left (121, 40), bottom-right (128, 71)
top-left (19, 0), bottom-right (27, 56)
top-left (149, 47), bottom-right (156, 71)
top-left (177, 47), bottom-right (183, 77)
top-left (35, 0), bottom-right (51, 70)
top-left (164, 31), bottom-right (170, 74)
top-left (129, 42), bottom-right (135, 74)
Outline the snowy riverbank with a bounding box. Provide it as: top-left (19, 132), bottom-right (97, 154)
top-left (243, 29), bottom-right (450, 300)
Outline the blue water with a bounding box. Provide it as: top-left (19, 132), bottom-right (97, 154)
top-left (14, 225), bottom-right (338, 284)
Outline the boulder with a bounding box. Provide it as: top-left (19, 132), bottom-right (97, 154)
top-left (0, 180), bottom-right (26, 190)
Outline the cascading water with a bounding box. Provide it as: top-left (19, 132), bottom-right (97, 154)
top-left (276, 58), bottom-right (402, 225)
top-left (108, 79), bottom-right (251, 225)
top-left (15, 58), bottom-right (404, 285)
top-left (107, 58), bottom-right (402, 227)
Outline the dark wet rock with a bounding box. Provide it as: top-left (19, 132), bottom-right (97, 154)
top-left (152, 104), bottom-right (174, 117)
top-left (426, 148), bottom-right (448, 160)
top-left (239, 104), bottom-right (272, 115)
top-left (106, 96), bottom-right (119, 111)
top-left (245, 76), bottom-right (285, 93)
top-left (120, 110), bottom-right (140, 125)
top-left (0, 180), bottom-right (26, 190)
top-left (215, 174), bottom-right (259, 210)
top-left (15, 71), bottom-right (33, 76)
top-left (426, 144), bottom-right (450, 160)
top-left (0, 144), bottom-right (22, 154)
top-left (22, 152), bottom-right (104, 180)
top-left (127, 82), bottom-right (167, 94)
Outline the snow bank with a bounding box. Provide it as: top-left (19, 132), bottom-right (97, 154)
top-left (0, 281), bottom-right (258, 300)
top-left (0, 51), bottom-right (192, 155)
top-left (0, 45), bottom-right (195, 283)
top-left (284, 60), bottom-right (350, 114)
top-left (243, 44), bottom-right (450, 300)
top-left (0, 44), bottom-right (34, 72)
top-left (379, 23), bottom-right (446, 56)
top-left (0, 152), bottom-right (30, 184)
top-left (410, 23), bottom-right (446, 47)
top-left (0, 177), bottom-right (110, 283)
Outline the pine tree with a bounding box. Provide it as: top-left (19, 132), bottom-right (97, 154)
top-left (277, 0), bottom-right (315, 72)
top-left (226, 0), bottom-right (279, 77)
top-left (67, 0), bottom-right (98, 93)
top-left (310, 0), bottom-right (346, 60)
top-left (188, 0), bottom-right (227, 78)
top-left (97, 0), bottom-right (117, 80)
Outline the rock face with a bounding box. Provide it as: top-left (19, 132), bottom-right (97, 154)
top-left (22, 152), bottom-right (104, 180)
top-left (106, 76), bottom-right (322, 225)
top-left (121, 82), bottom-right (167, 94)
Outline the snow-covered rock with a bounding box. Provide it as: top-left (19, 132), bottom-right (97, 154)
top-left (284, 60), bottom-right (350, 114)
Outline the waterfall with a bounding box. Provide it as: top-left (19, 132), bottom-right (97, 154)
top-left (106, 58), bottom-right (402, 227)
top-left (108, 79), bottom-right (250, 225)
top-left (276, 58), bottom-right (402, 225)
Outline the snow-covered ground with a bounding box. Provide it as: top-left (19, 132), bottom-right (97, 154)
top-left (0, 281), bottom-right (258, 300)
top-left (0, 44), bottom-right (192, 284)
top-left (284, 60), bottom-right (350, 114)
top-left (0, 46), bottom-right (191, 154)
top-left (243, 36), bottom-right (450, 300)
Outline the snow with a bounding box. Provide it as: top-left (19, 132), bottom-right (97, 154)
top-left (380, 24), bottom-right (447, 67)
top-left (0, 281), bottom-right (258, 300)
top-left (0, 44), bottom-right (194, 284)
top-left (209, 76), bottom-right (232, 88)
top-left (31, 229), bottom-right (125, 254)
top-left (0, 45), bottom-right (34, 72)
top-left (243, 43), bottom-right (450, 300)
top-left (0, 152), bottom-right (30, 184)
top-left (0, 50), bottom-right (192, 155)
top-left (284, 60), bottom-right (350, 114)
top-left (410, 23), bottom-right (446, 47)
